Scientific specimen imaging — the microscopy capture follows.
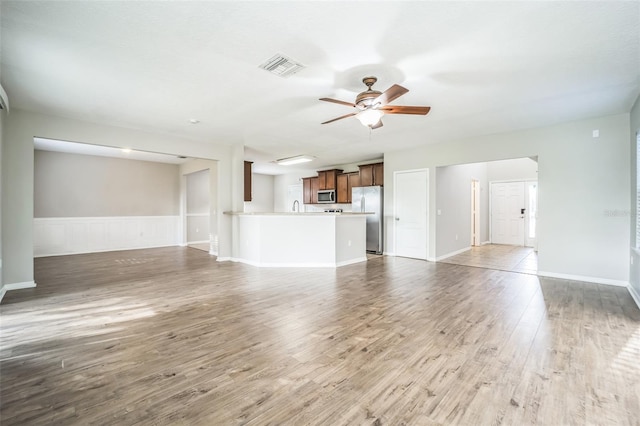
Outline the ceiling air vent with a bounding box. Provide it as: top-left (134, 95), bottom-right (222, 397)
top-left (259, 54), bottom-right (305, 78)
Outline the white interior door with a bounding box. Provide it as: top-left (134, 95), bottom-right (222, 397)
top-left (491, 181), bottom-right (525, 245)
top-left (394, 169), bottom-right (428, 259)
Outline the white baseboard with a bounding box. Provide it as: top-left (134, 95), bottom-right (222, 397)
top-left (216, 256), bottom-right (232, 262)
top-left (537, 271), bottom-right (628, 287)
top-left (0, 281), bottom-right (37, 303)
top-left (436, 246), bottom-right (471, 261)
top-left (628, 285), bottom-right (640, 310)
top-left (226, 257), bottom-right (366, 268)
top-left (336, 257), bottom-right (368, 267)
top-left (480, 241), bottom-right (491, 246)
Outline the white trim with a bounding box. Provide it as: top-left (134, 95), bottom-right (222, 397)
top-left (4, 281), bottom-right (37, 290)
top-left (480, 241), bottom-right (491, 246)
top-left (216, 256), bottom-right (232, 262)
top-left (1, 281), bottom-right (37, 301)
top-left (227, 257), bottom-right (367, 268)
top-left (628, 285), bottom-right (640, 310)
top-left (537, 271), bottom-right (628, 287)
top-left (187, 240), bottom-right (209, 245)
top-left (35, 243), bottom-right (178, 258)
top-left (383, 251), bottom-right (395, 256)
top-left (185, 213), bottom-right (210, 217)
top-left (436, 246), bottom-right (471, 261)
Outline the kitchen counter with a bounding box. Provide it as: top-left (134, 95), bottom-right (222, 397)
top-left (223, 211), bottom-right (372, 216)
top-left (225, 212), bottom-right (367, 267)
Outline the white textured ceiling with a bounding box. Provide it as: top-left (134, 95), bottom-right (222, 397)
top-left (2, 1), bottom-right (639, 174)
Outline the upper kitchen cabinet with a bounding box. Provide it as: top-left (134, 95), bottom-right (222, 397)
top-left (358, 162), bottom-right (384, 187)
top-left (310, 176), bottom-right (319, 203)
top-left (302, 176), bottom-right (320, 204)
top-left (317, 169), bottom-right (343, 190)
top-left (244, 161), bottom-right (253, 201)
top-left (336, 172), bottom-right (360, 203)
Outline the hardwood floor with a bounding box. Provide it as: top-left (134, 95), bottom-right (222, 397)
top-left (1, 247), bottom-right (638, 425)
top-left (439, 244), bottom-right (538, 275)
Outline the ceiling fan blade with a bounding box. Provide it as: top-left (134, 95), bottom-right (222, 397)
top-left (373, 84), bottom-right (408, 106)
top-left (321, 112), bottom-right (357, 124)
top-left (380, 105), bottom-right (431, 115)
top-left (371, 120), bottom-right (384, 130)
top-left (319, 97), bottom-right (356, 108)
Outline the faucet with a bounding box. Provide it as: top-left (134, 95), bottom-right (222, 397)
top-left (292, 200), bottom-right (300, 213)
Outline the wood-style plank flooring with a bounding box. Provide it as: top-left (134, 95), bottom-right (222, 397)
top-left (439, 244), bottom-right (538, 275)
top-left (1, 247), bottom-right (639, 425)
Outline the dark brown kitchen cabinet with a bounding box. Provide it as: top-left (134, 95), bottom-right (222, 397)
top-left (373, 162), bottom-right (384, 186)
top-left (336, 172), bottom-right (361, 203)
top-left (358, 162), bottom-right (383, 187)
top-left (359, 164), bottom-right (373, 186)
top-left (302, 177), bottom-right (313, 204)
top-left (310, 177), bottom-right (319, 204)
top-left (317, 169), bottom-right (343, 190)
top-left (336, 173), bottom-right (348, 203)
top-left (244, 161), bottom-right (253, 201)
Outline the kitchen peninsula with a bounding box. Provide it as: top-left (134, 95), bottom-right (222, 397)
top-left (224, 212), bottom-right (369, 267)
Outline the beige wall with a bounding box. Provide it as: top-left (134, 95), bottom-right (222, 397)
top-left (35, 150), bottom-right (180, 217)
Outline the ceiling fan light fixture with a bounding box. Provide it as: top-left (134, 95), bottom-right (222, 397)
top-left (276, 155), bottom-right (315, 166)
top-left (356, 109), bottom-right (384, 127)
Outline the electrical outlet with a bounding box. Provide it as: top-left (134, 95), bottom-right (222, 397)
top-left (455, 234), bottom-right (458, 241)
top-left (348, 240), bottom-right (352, 247)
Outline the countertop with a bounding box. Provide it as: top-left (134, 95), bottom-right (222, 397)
top-left (223, 211), bottom-right (372, 216)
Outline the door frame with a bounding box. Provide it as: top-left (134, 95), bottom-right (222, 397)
top-left (470, 179), bottom-right (481, 246)
top-left (393, 168), bottom-right (429, 260)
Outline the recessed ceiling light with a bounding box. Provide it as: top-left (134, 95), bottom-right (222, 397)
top-left (188, 119), bottom-right (200, 124)
top-left (121, 148), bottom-right (132, 153)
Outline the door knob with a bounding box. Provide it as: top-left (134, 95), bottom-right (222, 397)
top-left (395, 217), bottom-right (400, 221)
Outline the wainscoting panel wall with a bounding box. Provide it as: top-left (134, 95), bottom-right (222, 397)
top-left (34, 216), bottom-right (180, 257)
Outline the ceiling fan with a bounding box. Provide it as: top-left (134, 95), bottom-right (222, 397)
top-left (320, 76), bottom-right (430, 129)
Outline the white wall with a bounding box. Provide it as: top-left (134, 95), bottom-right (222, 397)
top-left (629, 95), bottom-right (640, 305)
top-left (180, 159), bottom-right (219, 254)
top-left (436, 162), bottom-right (489, 258)
top-left (244, 173), bottom-right (275, 213)
top-left (185, 168), bottom-right (210, 244)
top-left (274, 172), bottom-right (312, 212)
top-left (0, 107), bottom-right (4, 297)
top-left (487, 157), bottom-right (538, 182)
top-left (385, 113), bottom-right (630, 285)
top-left (1, 109), bottom-right (241, 289)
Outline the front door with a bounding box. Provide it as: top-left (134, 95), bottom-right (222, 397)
top-left (394, 169), bottom-right (428, 259)
top-left (491, 181), bottom-right (525, 245)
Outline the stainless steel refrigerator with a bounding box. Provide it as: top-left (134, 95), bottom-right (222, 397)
top-left (352, 186), bottom-right (383, 254)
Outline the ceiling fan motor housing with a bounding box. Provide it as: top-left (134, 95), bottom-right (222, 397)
top-left (356, 76), bottom-right (382, 109)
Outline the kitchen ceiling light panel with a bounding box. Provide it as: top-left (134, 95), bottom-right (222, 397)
top-left (276, 155), bottom-right (315, 166)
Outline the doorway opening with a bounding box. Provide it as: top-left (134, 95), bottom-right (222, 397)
top-left (435, 157), bottom-right (538, 275)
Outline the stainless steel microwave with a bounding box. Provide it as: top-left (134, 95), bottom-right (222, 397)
top-left (317, 190), bottom-right (336, 203)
